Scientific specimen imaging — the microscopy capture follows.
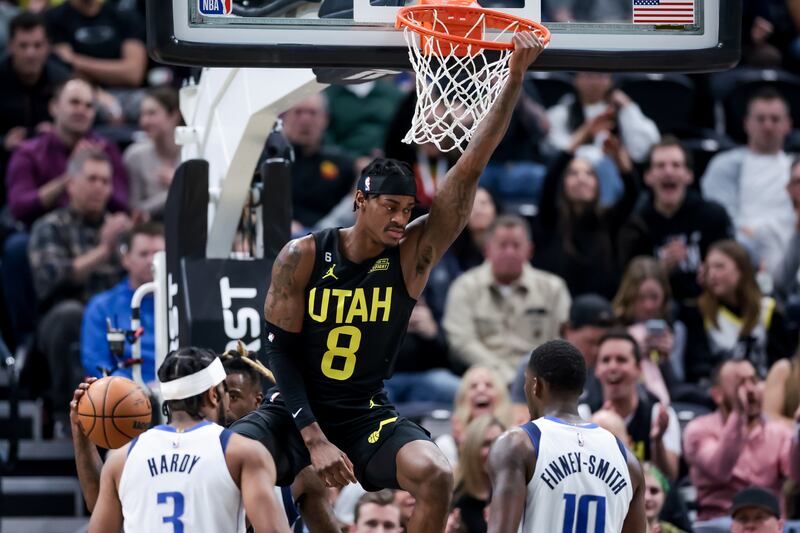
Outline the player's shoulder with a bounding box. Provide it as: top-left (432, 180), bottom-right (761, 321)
top-left (273, 234), bottom-right (317, 275)
top-left (493, 425), bottom-right (537, 458)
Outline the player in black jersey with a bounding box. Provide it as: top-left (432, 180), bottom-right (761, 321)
top-left (230, 32), bottom-right (546, 533)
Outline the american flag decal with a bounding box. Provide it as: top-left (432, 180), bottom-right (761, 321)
top-left (632, 0), bottom-right (695, 24)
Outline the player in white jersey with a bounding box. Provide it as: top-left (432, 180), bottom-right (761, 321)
top-left (88, 347), bottom-right (291, 533)
top-left (487, 339), bottom-right (645, 533)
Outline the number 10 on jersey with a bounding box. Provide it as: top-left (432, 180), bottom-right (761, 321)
top-left (562, 493), bottom-right (606, 533)
top-left (320, 326), bottom-right (361, 380)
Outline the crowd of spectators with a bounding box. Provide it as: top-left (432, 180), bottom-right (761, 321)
top-left (3, 1), bottom-right (800, 531)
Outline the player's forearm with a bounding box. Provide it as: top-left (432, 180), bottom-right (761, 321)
top-left (458, 75), bottom-right (524, 181)
top-left (74, 435), bottom-right (103, 511)
top-left (264, 321), bottom-right (316, 429)
top-left (791, 427), bottom-right (800, 484)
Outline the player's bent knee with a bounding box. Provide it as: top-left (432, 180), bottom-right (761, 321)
top-left (408, 452), bottom-right (453, 502)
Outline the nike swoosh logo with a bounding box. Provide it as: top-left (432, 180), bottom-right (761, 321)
top-left (292, 408), bottom-right (302, 418)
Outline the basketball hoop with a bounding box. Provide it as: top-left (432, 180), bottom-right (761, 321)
top-left (396, 0), bottom-right (550, 153)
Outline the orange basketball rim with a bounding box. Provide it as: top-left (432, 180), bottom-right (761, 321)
top-left (396, 0), bottom-right (550, 57)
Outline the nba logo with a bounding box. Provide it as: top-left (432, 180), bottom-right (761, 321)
top-left (199, 0), bottom-right (232, 16)
top-left (364, 177), bottom-right (371, 191)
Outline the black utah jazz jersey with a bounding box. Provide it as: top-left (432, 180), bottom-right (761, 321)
top-left (300, 228), bottom-right (416, 420)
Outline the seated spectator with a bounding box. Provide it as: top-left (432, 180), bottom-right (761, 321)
top-left (510, 293), bottom-right (615, 417)
top-left (683, 359), bottom-right (800, 527)
top-left (221, 345), bottom-right (267, 423)
top-left (266, 94), bottom-right (355, 232)
top-left (383, 297), bottom-right (460, 407)
top-left (613, 256), bottom-right (689, 393)
top-left (0, 11), bottom-right (69, 184)
top-left (435, 365), bottom-right (512, 467)
top-left (452, 414), bottom-right (505, 533)
top-left (731, 486), bottom-right (784, 533)
top-left (581, 330), bottom-right (681, 481)
top-left (532, 128), bottom-right (638, 298)
top-left (681, 239), bottom-right (796, 383)
top-left (79, 221), bottom-right (163, 384)
top-left (7, 76), bottom-right (128, 225)
top-left (643, 463), bottom-right (688, 533)
top-left (323, 80), bottom-right (404, 159)
top-left (618, 136), bottom-right (733, 305)
top-left (29, 148), bottom-right (130, 434)
top-left (123, 87), bottom-right (181, 219)
top-left (443, 215), bottom-right (571, 383)
top-left (702, 88), bottom-right (795, 277)
top-left (45, 0), bottom-right (146, 90)
top-left (764, 352), bottom-right (800, 427)
top-left (3, 76), bottom-right (127, 347)
top-left (545, 72), bottom-right (659, 204)
top-left (349, 490), bottom-right (402, 533)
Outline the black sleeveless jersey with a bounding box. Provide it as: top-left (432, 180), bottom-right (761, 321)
top-left (299, 228), bottom-right (416, 420)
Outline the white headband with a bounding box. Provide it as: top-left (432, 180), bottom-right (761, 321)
top-left (160, 357), bottom-right (227, 400)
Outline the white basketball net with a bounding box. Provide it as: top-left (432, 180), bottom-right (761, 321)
top-left (401, 9), bottom-right (522, 153)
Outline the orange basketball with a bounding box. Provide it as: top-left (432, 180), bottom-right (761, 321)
top-left (77, 376), bottom-right (152, 449)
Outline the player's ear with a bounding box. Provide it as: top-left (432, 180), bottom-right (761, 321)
top-left (355, 190), bottom-right (366, 210)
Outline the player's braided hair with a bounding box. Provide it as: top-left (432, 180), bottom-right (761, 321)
top-left (157, 346), bottom-right (220, 421)
top-left (220, 340), bottom-right (275, 385)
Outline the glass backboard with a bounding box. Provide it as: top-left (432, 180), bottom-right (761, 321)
top-left (146, 0), bottom-right (741, 72)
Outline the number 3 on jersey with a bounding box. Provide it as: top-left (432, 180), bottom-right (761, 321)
top-left (562, 493), bottom-right (605, 533)
top-left (321, 325), bottom-right (361, 380)
top-left (157, 491), bottom-right (185, 533)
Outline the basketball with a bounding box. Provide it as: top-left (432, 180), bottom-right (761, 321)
top-left (77, 377), bottom-right (152, 449)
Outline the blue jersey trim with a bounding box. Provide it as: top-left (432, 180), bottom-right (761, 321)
top-left (543, 415), bottom-right (599, 429)
top-left (154, 420), bottom-right (212, 433)
top-left (520, 421), bottom-right (542, 453)
top-left (219, 428), bottom-right (233, 454)
top-left (281, 486), bottom-right (300, 526)
top-left (614, 436), bottom-right (628, 465)
top-left (126, 436), bottom-right (139, 456)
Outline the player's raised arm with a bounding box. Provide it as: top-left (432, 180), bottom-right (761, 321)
top-left (401, 32), bottom-right (544, 293)
top-left (263, 237), bottom-right (357, 488)
top-left (621, 447), bottom-right (647, 533)
top-left (486, 428), bottom-right (535, 533)
top-left (87, 448), bottom-right (125, 533)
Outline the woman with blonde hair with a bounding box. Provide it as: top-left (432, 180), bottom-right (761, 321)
top-left (435, 366), bottom-right (512, 467)
top-left (682, 239), bottom-right (795, 383)
top-left (452, 415), bottom-right (506, 533)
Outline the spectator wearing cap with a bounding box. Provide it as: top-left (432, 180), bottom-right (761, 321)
top-left (443, 214), bottom-right (571, 384)
top-left (618, 136), bottom-right (733, 305)
top-left (510, 293), bottom-right (614, 412)
top-left (730, 486), bottom-right (784, 533)
top-left (684, 359), bottom-right (800, 526)
top-left (580, 329), bottom-right (682, 481)
top-left (702, 88), bottom-right (795, 277)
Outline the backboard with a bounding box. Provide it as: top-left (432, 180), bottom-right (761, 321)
top-left (146, 0), bottom-right (741, 73)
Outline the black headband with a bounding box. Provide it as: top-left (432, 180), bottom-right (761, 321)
top-left (356, 173), bottom-right (417, 198)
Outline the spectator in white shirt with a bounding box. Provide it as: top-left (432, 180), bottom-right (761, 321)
top-left (702, 88), bottom-right (795, 276)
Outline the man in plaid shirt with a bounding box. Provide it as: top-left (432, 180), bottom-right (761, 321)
top-left (28, 148), bottom-right (130, 435)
